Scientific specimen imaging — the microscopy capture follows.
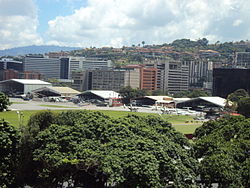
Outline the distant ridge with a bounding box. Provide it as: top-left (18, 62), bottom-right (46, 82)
top-left (0, 45), bottom-right (81, 56)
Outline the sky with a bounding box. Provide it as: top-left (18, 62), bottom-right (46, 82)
top-left (0, 0), bottom-right (250, 50)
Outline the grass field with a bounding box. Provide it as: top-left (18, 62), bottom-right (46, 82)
top-left (0, 110), bottom-right (203, 134)
top-left (11, 102), bottom-right (28, 104)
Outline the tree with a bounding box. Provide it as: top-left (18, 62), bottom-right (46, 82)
top-left (142, 41), bottom-right (145, 47)
top-left (119, 86), bottom-right (148, 104)
top-left (237, 97), bottom-right (250, 117)
top-left (17, 111), bottom-right (56, 187)
top-left (197, 38), bottom-right (209, 46)
top-left (186, 90), bottom-right (209, 98)
top-left (0, 120), bottom-right (19, 188)
top-left (193, 116), bottom-right (250, 187)
top-left (173, 90), bottom-right (208, 98)
top-left (226, 89), bottom-right (249, 111)
top-left (227, 89), bottom-right (249, 103)
top-left (0, 92), bottom-right (11, 112)
top-left (22, 110), bottom-right (198, 187)
top-left (152, 89), bottom-right (166, 96)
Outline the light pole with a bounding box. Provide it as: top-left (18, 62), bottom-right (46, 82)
top-left (17, 111), bottom-right (24, 132)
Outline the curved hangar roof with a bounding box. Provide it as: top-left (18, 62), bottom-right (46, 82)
top-left (32, 86), bottom-right (80, 97)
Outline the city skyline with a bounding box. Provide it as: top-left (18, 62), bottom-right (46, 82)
top-left (1, 0), bottom-right (250, 50)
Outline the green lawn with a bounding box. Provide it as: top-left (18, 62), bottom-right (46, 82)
top-left (0, 110), bottom-right (202, 134)
top-left (11, 102), bottom-right (27, 104)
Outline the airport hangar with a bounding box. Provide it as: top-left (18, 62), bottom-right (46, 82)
top-left (0, 79), bottom-right (52, 95)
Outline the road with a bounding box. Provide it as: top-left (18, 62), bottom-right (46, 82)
top-left (9, 98), bottom-right (161, 113)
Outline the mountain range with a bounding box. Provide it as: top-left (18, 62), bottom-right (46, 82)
top-left (0, 45), bottom-right (81, 56)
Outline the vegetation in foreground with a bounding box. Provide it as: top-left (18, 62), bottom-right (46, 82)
top-left (193, 115), bottom-right (250, 187)
top-left (1, 110), bottom-right (198, 188)
top-left (0, 110), bottom-right (200, 134)
top-left (1, 110), bottom-right (249, 187)
top-left (0, 92), bottom-right (11, 112)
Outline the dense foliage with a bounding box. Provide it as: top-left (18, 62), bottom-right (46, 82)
top-left (194, 116), bottom-right (250, 187)
top-left (20, 110), bottom-right (197, 188)
top-left (225, 89), bottom-right (249, 111)
top-left (227, 89), bottom-right (249, 103)
top-left (237, 97), bottom-right (250, 118)
top-left (0, 92), bottom-right (11, 112)
top-left (2, 109), bottom-right (250, 187)
top-left (173, 90), bottom-right (209, 98)
top-left (119, 86), bottom-right (149, 104)
top-left (0, 119), bottom-right (19, 188)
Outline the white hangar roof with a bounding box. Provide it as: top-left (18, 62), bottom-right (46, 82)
top-left (79, 90), bottom-right (120, 99)
top-left (10, 79), bottom-right (51, 85)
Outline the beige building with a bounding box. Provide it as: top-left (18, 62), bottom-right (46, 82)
top-left (71, 70), bottom-right (89, 91)
top-left (71, 68), bottom-right (140, 92)
top-left (91, 68), bottom-right (140, 91)
top-left (146, 59), bottom-right (189, 94)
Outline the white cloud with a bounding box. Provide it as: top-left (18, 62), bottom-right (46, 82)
top-left (233, 19), bottom-right (243, 26)
top-left (0, 0), bottom-right (42, 50)
top-left (2, 0), bottom-right (250, 49)
top-left (46, 0), bottom-right (250, 47)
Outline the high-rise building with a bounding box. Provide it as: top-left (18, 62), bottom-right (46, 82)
top-left (60, 58), bottom-right (70, 79)
top-left (235, 52), bottom-right (250, 68)
top-left (213, 68), bottom-right (250, 97)
top-left (71, 70), bottom-right (90, 91)
top-left (145, 59), bottom-right (189, 94)
top-left (71, 68), bottom-right (140, 92)
top-left (0, 58), bottom-right (23, 71)
top-left (188, 59), bottom-right (213, 89)
top-left (24, 56), bottom-right (60, 79)
top-left (165, 61), bottom-right (189, 93)
top-left (60, 57), bottom-right (85, 79)
top-left (81, 58), bottom-right (113, 70)
top-left (124, 64), bottom-right (157, 91)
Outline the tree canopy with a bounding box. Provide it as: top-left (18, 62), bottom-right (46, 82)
top-left (0, 92), bottom-right (11, 112)
top-left (0, 119), bottom-right (19, 188)
top-left (20, 110), bottom-right (197, 188)
top-left (119, 86), bottom-right (149, 104)
top-left (193, 116), bottom-right (250, 187)
top-left (173, 90), bottom-right (209, 98)
top-left (237, 97), bottom-right (250, 118)
top-left (227, 89), bottom-right (249, 103)
top-left (226, 89), bottom-right (249, 111)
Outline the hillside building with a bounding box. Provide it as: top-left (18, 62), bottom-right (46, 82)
top-left (235, 52), bottom-right (250, 68)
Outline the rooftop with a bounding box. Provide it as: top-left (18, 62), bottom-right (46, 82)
top-left (80, 90), bottom-right (120, 99)
top-left (0, 79), bottom-right (51, 85)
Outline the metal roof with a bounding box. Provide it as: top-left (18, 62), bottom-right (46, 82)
top-left (80, 90), bottom-right (120, 99)
top-left (0, 79), bottom-right (51, 85)
top-left (199, 97), bottom-right (227, 107)
top-left (144, 96), bottom-right (173, 101)
top-left (177, 96), bottom-right (227, 107)
top-left (50, 87), bottom-right (80, 94)
top-left (32, 86), bottom-right (80, 95)
top-left (173, 98), bottom-right (191, 103)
